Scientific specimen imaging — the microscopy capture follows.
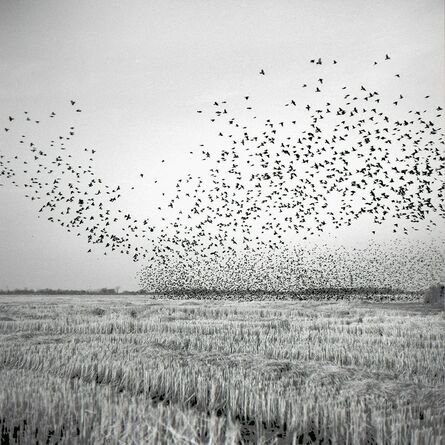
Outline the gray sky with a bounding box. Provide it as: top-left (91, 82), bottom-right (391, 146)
top-left (0, 0), bottom-right (443, 290)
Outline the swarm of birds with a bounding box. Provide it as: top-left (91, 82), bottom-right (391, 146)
top-left (137, 238), bottom-right (445, 292)
top-left (1, 55), bottom-right (444, 291)
top-left (138, 55), bottom-right (444, 289)
top-left (1, 102), bottom-right (153, 262)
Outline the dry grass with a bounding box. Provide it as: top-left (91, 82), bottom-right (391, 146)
top-left (0, 295), bottom-right (443, 444)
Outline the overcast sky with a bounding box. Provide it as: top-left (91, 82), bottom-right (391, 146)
top-left (0, 0), bottom-right (443, 290)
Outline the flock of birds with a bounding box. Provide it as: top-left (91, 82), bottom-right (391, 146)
top-left (1, 55), bottom-right (444, 291)
top-left (1, 101), bottom-right (152, 261)
top-left (138, 239), bottom-right (445, 292)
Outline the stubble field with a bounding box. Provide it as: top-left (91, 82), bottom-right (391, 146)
top-left (0, 295), bottom-right (443, 444)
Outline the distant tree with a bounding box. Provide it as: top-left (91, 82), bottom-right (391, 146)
top-left (424, 283), bottom-right (444, 304)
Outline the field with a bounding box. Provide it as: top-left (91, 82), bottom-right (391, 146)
top-left (0, 295), bottom-right (443, 444)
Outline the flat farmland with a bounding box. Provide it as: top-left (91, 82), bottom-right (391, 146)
top-left (0, 295), bottom-right (443, 444)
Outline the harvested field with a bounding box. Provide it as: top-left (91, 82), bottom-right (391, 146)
top-left (0, 295), bottom-right (443, 444)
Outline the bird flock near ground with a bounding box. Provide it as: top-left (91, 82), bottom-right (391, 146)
top-left (1, 55), bottom-right (444, 291)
